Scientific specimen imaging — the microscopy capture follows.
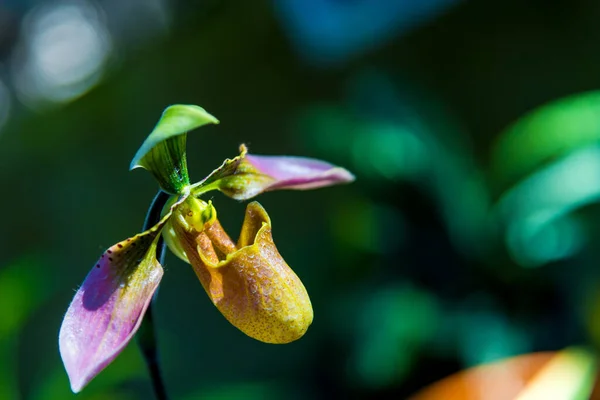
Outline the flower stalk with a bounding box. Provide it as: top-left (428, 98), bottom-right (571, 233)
top-left (136, 190), bottom-right (170, 400)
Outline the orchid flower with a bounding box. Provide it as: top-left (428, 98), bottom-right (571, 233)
top-left (58, 105), bottom-right (354, 393)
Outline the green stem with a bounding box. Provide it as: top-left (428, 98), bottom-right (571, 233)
top-left (137, 190), bottom-right (171, 400)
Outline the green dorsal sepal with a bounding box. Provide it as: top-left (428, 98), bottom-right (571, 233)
top-left (130, 105), bottom-right (219, 194)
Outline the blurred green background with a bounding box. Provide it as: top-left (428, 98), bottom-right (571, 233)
top-left (2, 0), bottom-right (600, 398)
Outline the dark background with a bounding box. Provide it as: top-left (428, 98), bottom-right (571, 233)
top-left (1, 0), bottom-right (600, 398)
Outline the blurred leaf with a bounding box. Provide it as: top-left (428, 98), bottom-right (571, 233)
top-left (350, 285), bottom-right (439, 388)
top-left (492, 91), bottom-right (600, 189)
top-left (301, 71), bottom-right (491, 260)
top-left (349, 123), bottom-right (428, 181)
top-left (496, 145), bottom-right (600, 267)
top-left (410, 348), bottom-right (597, 400)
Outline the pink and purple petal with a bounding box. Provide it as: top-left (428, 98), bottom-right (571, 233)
top-left (245, 154), bottom-right (355, 191)
top-left (59, 196), bottom-right (186, 392)
top-left (59, 234), bottom-right (162, 392)
top-left (194, 145), bottom-right (354, 200)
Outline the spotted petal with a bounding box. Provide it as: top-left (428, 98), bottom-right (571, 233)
top-left (193, 145), bottom-right (355, 200)
top-left (172, 200), bottom-right (313, 343)
top-left (58, 197), bottom-right (186, 392)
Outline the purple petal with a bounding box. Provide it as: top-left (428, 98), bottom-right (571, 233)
top-left (59, 233), bottom-right (163, 392)
top-left (245, 154), bottom-right (355, 191)
top-left (191, 146), bottom-right (354, 200)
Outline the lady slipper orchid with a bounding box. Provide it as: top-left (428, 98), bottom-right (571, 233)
top-left (58, 105), bottom-right (354, 393)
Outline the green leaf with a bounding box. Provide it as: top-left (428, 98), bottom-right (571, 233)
top-left (130, 105), bottom-right (219, 194)
top-left (495, 145), bottom-right (600, 267)
top-left (492, 91), bottom-right (600, 190)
